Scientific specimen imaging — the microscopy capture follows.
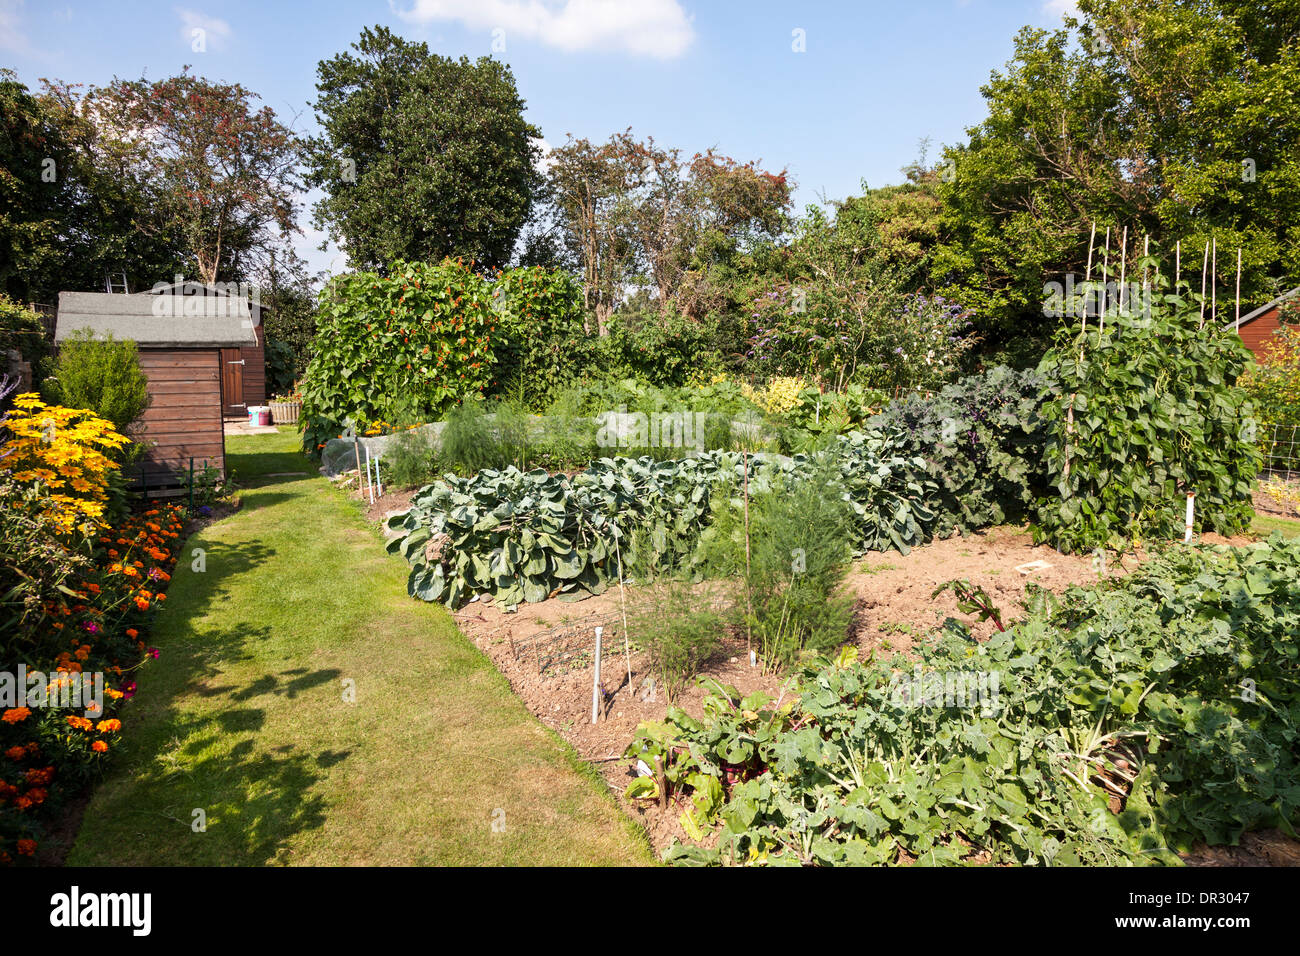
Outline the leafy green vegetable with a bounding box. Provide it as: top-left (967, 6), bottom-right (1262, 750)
top-left (386, 428), bottom-right (945, 610)
top-left (636, 536), bottom-right (1300, 866)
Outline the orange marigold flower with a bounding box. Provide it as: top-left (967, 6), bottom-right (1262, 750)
top-left (2, 707), bottom-right (32, 724)
top-left (4, 746), bottom-right (26, 760)
top-left (66, 716), bottom-right (93, 731)
top-left (96, 719), bottom-right (122, 733)
top-left (91, 741), bottom-right (108, 753)
top-left (16, 839), bottom-right (36, 856)
top-left (125, 628), bottom-right (139, 638)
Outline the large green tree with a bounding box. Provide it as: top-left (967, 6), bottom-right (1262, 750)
top-left (0, 73), bottom-right (185, 300)
top-left (934, 0), bottom-right (1300, 359)
top-left (306, 26), bottom-right (540, 273)
top-left (0, 72), bottom-right (74, 300)
top-left (86, 70), bottom-right (303, 286)
top-left (544, 130), bottom-right (792, 332)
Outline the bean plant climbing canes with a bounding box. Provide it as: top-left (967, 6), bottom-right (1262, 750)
top-left (299, 258), bottom-right (500, 455)
top-left (1032, 255), bottom-right (1262, 554)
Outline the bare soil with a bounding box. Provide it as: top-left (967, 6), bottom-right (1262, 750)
top-left (358, 481), bottom-right (1295, 865)
top-left (1255, 484), bottom-right (1300, 518)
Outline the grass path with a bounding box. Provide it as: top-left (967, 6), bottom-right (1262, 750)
top-left (1252, 514), bottom-right (1300, 539)
top-left (68, 429), bottom-right (651, 866)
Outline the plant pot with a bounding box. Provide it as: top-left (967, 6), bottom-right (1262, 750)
top-left (269, 401), bottom-right (301, 425)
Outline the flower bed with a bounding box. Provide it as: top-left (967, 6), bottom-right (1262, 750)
top-left (0, 502), bottom-right (183, 864)
top-left (1, 392), bottom-right (185, 864)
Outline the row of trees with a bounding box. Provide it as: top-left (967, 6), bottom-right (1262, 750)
top-left (300, 2), bottom-right (1300, 376)
top-left (1, 70), bottom-right (304, 297)
top-left (4, 0), bottom-right (1298, 387)
top-left (933, 0), bottom-right (1300, 356)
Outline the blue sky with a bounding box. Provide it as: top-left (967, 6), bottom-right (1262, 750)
top-left (1, 1), bottom-right (1077, 276)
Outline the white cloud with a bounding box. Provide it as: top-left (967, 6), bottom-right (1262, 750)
top-left (175, 7), bottom-right (233, 52)
top-left (0, 0), bottom-right (30, 54)
top-left (396, 0), bottom-right (695, 59)
top-left (532, 136), bottom-right (555, 173)
top-left (1041, 0), bottom-right (1079, 20)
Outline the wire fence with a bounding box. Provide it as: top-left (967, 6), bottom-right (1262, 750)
top-left (1257, 424), bottom-right (1300, 518)
top-left (1260, 423), bottom-right (1300, 480)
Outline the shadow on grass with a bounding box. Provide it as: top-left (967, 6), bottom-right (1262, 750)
top-left (226, 445), bottom-right (314, 482)
top-left (90, 616), bottom-right (347, 864)
top-left (128, 708), bottom-right (335, 865)
top-left (72, 502), bottom-right (347, 861)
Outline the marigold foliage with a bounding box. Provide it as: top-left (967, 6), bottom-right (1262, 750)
top-left (1, 394), bottom-right (128, 531)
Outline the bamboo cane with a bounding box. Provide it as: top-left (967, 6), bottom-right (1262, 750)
top-left (1199, 241), bottom-right (1210, 328)
top-left (1086, 222), bottom-right (1096, 281)
top-left (591, 626), bottom-right (603, 724)
top-left (1084, 221), bottom-right (1095, 333)
top-left (743, 451), bottom-right (754, 666)
top-left (1119, 226), bottom-right (1128, 312)
top-left (1212, 237), bottom-right (1218, 324)
top-left (1100, 227), bottom-right (1110, 335)
top-left (1235, 248), bottom-right (1242, 331)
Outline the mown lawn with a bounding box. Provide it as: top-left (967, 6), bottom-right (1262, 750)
top-left (1253, 514), bottom-right (1300, 539)
top-left (68, 429), bottom-right (651, 866)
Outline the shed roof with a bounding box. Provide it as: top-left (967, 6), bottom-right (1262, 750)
top-left (1226, 286), bottom-right (1300, 329)
top-left (145, 281), bottom-right (271, 318)
top-left (55, 292), bottom-right (258, 348)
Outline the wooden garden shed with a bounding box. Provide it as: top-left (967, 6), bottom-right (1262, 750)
top-left (54, 291), bottom-right (259, 489)
top-left (1228, 287), bottom-right (1299, 363)
top-left (145, 281), bottom-right (269, 416)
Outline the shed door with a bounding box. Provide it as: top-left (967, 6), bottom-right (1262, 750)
top-left (221, 348), bottom-right (246, 417)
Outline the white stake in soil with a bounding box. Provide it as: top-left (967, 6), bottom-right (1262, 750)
top-left (1184, 493), bottom-right (1196, 544)
top-left (591, 625), bottom-right (603, 724)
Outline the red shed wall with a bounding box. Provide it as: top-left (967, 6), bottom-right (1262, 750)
top-left (135, 348), bottom-right (226, 486)
top-left (1238, 306), bottom-right (1283, 363)
top-left (241, 324), bottom-right (266, 407)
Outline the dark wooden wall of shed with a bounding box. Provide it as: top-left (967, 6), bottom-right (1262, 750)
top-left (133, 349), bottom-right (226, 488)
top-left (1237, 306), bottom-right (1283, 363)
top-left (241, 323), bottom-right (266, 407)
